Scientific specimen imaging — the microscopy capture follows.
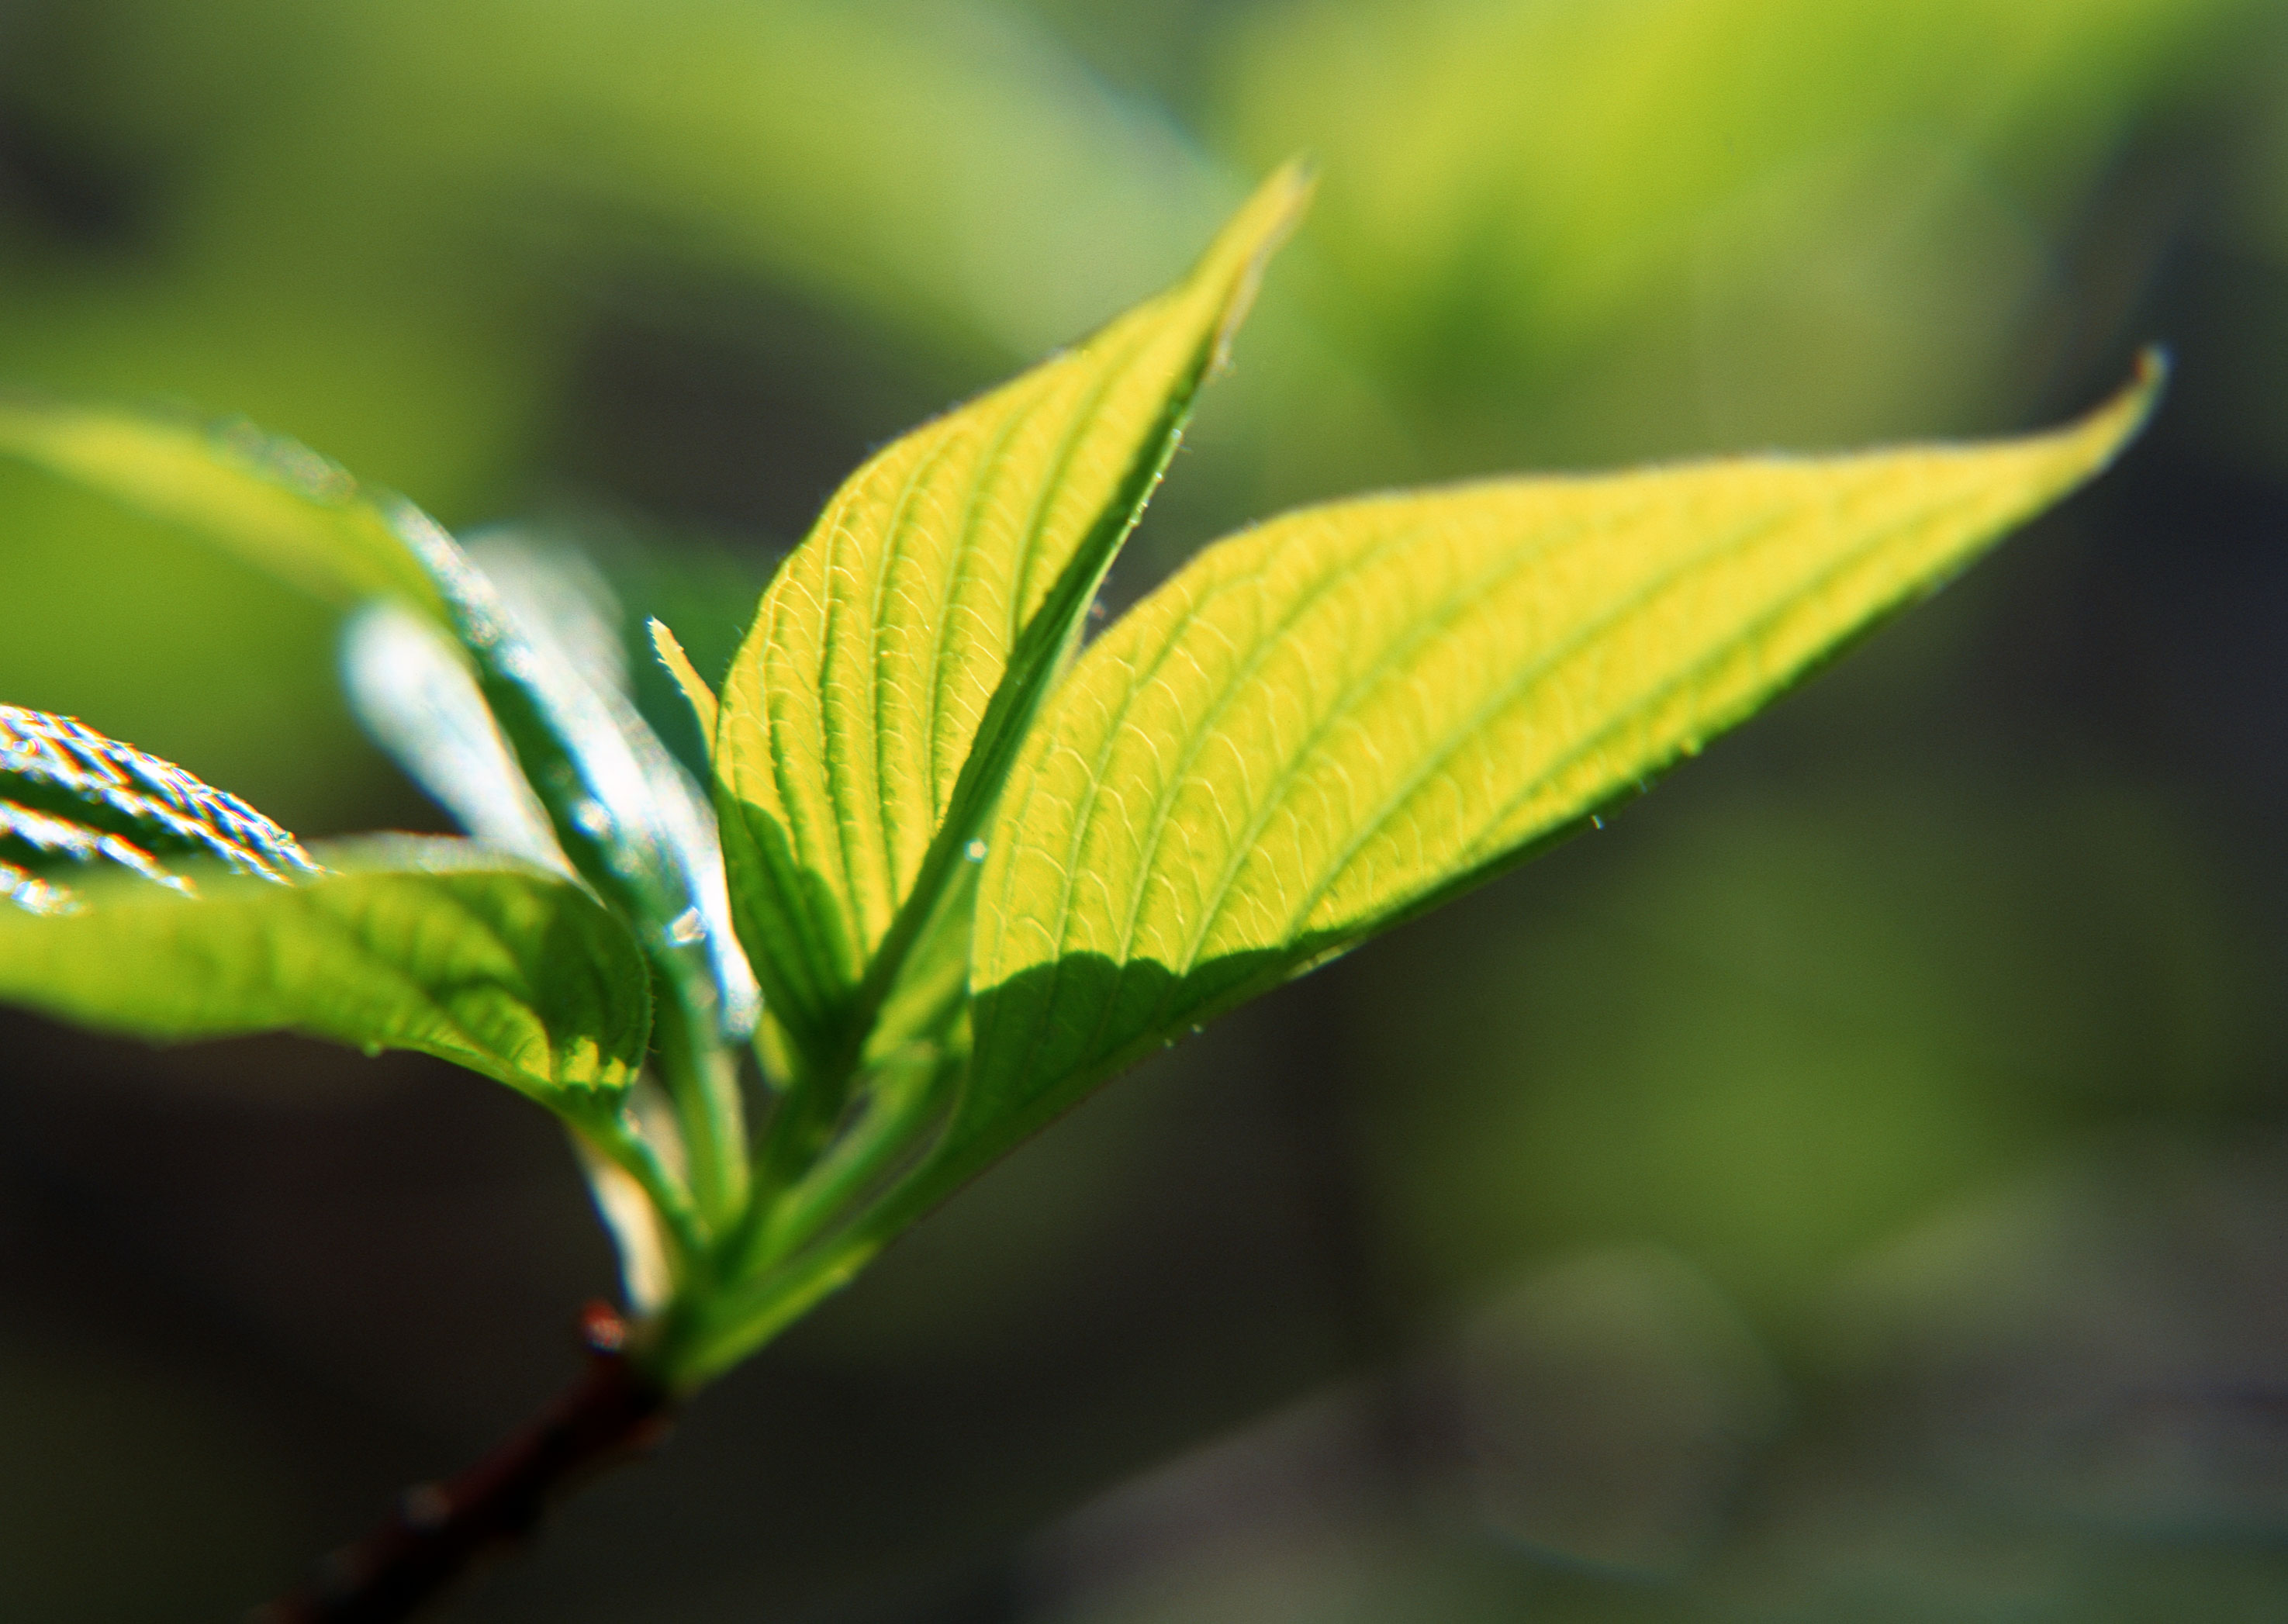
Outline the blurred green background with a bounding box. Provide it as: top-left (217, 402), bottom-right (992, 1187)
top-left (5, 0), bottom-right (2288, 1618)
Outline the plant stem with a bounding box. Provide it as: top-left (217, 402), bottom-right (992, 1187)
top-left (730, 1066), bottom-right (941, 1281)
top-left (251, 1304), bottom-right (672, 1624)
top-left (662, 1237), bottom-right (876, 1390)
top-left (576, 1106), bottom-right (708, 1277)
top-left (649, 959), bottom-right (750, 1230)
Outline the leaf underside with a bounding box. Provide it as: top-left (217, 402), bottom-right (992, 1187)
top-left (714, 164), bottom-right (1311, 1072)
top-left (0, 836), bottom-right (650, 1099)
top-left (947, 358), bottom-right (2162, 1189)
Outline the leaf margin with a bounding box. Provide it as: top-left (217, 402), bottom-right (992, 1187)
top-left (0, 834), bottom-right (654, 1101)
top-left (712, 161), bottom-right (1313, 1082)
top-left (945, 351), bottom-right (2167, 1194)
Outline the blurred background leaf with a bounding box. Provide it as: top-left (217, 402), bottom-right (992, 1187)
top-left (3, 0), bottom-right (2287, 1618)
top-left (1217, 0), bottom-right (2253, 458)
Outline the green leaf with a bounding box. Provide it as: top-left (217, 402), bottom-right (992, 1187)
top-left (0, 836), bottom-right (651, 1101)
top-left (0, 399), bottom-right (450, 618)
top-left (1, 795), bottom-right (160, 908)
top-left (649, 618), bottom-right (720, 751)
top-left (951, 357), bottom-right (2163, 1186)
top-left (0, 404), bottom-right (759, 1039)
top-left (714, 163), bottom-right (1310, 1076)
top-left (2, 700), bottom-right (319, 917)
top-left (2, 799), bottom-right (180, 912)
top-left (2, 703), bottom-right (321, 884)
top-left (340, 604), bottom-right (572, 876)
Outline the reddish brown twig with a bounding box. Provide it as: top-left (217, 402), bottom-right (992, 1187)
top-left (252, 1303), bottom-right (674, 1624)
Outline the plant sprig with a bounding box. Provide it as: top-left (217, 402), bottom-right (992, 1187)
top-left (0, 165), bottom-right (2160, 1607)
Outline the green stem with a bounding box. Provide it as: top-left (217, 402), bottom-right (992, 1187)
top-left (745, 866), bottom-right (975, 1226)
top-left (573, 1105), bottom-right (709, 1284)
top-left (662, 1060), bottom-right (952, 1387)
top-left (657, 1231), bottom-right (883, 1391)
top-left (648, 954), bottom-right (750, 1233)
top-left (735, 1075), bottom-right (941, 1280)
top-left (747, 1042), bottom-right (853, 1204)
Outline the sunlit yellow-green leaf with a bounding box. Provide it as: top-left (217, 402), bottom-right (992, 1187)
top-left (714, 164), bottom-right (1308, 1073)
top-left (0, 399), bottom-right (448, 619)
top-left (0, 838), bottom-right (650, 1101)
top-left (649, 618), bottom-right (721, 750)
top-left (952, 358), bottom-right (2162, 1180)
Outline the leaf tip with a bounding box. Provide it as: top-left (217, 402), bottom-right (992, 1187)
top-left (648, 617), bottom-right (720, 747)
top-left (1258, 154), bottom-right (1320, 223)
top-left (2074, 345), bottom-right (2169, 473)
top-left (1197, 158), bottom-right (1317, 369)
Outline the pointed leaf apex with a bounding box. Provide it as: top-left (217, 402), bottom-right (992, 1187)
top-left (2075, 346), bottom-right (2168, 472)
top-left (1195, 160), bottom-right (1316, 371)
top-left (649, 617), bottom-right (721, 747)
top-left (714, 161), bottom-right (1313, 1066)
top-left (954, 349), bottom-right (2169, 1173)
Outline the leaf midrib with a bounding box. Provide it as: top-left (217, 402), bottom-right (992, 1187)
top-left (838, 413), bottom-right (975, 940)
top-left (978, 465), bottom-right (2015, 1094)
top-left (1231, 497), bottom-right (1818, 958)
top-left (969, 494), bottom-right (1505, 1096)
top-left (842, 313), bottom-right (1217, 1090)
top-left (1426, 482), bottom-right (2017, 889)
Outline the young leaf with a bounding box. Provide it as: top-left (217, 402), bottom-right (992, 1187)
top-left (0, 399), bottom-right (448, 617)
top-left (0, 405), bottom-right (759, 1042)
top-left (0, 836), bottom-right (651, 1101)
top-left (438, 532), bottom-right (762, 1042)
top-left (951, 358), bottom-right (2162, 1186)
top-left (423, 539), bottom-right (759, 1217)
top-left (340, 604), bottom-right (573, 876)
top-left (2, 799), bottom-right (182, 908)
top-left (0, 856), bottom-right (77, 917)
top-left (649, 619), bottom-right (720, 748)
top-left (2, 703), bottom-right (322, 883)
top-left (714, 164), bottom-right (1310, 1075)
